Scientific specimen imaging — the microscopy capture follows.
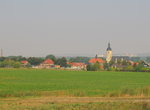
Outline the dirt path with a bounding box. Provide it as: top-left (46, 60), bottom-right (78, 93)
top-left (1, 97), bottom-right (150, 104)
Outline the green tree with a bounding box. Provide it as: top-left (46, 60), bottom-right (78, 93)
top-left (27, 57), bottom-right (44, 66)
top-left (69, 57), bottom-right (90, 64)
top-left (93, 63), bottom-right (100, 71)
top-left (45, 55), bottom-right (56, 63)
top-left (130, 57), bottom-right (141, 62)
top-left (109, 60), bottom-right (115, 66)
top-left (56, 57), bottom-right (67, 67)
top-left (134, 64), bottom-right (144, 72)
top-left (87, 63), bottom-right (100, 71)
top-left (12, 61), bottom-right (21, 68)
top-left (125, 65), bottom-right (134, 71)
top-left (104, 63), bottom-right (109, 70)
top-left (7, 56), bottom-right (26, 61)
top-left (146, 57), bottom-right (150, 63)
top-left (0, 59), bottom-right (21, 68)
top-left (86, 64), bottom-right (92, 71)
top-left (0, 57), bottom-right (6, 62)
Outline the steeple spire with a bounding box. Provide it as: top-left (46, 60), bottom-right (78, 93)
top-left (107, 42), bottom-right (112, 51)
top-left (95, 54), bottom-right (98, 59)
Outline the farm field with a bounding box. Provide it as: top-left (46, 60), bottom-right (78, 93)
top-left (0, 69), bottom-right (150, 110)
top-left (0, 69), bottom-right (150, 97)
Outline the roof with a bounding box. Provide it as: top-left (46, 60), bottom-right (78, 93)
top-left (89, 58), bottom-right (105, 64)
top-left (21, 60), bottom-right (28, 64)
top-left (43, 59), bottom-right (54, 65)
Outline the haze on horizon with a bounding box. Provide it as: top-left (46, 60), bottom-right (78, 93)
top-left (0, 0), bottom-right (150, 57)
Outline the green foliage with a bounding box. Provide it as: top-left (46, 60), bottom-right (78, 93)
top-left (134, 64), bottom-right (144, 72)
top-left (27, 57), bottom-right (44, 66)
top-left (104, 63), bottom-right (109, 70)
top-left (7, 56), bottom-right (26, 61)
top-left (109, 60), bottom-right (115, 66)
top-left (0, 57), bottom-right (6, 62)
top-left (87, 63), bottom-right (100, 71)
top-left (45, 54), bottom-right (56, 63)
top-left (69, 57), bottom-right (90, 64)
top-left (56, 57), bottom-right (67, 67)
top-left (146, 56), bottom-right (150, 63)
top-left (130, 57), bottom-right (141, 62)
top-left (0, 59), bottom-right (21, 68)
top-left (125, 65), bottom-right (134, 71)
top-left (12, 61), bottom-right (21, 68)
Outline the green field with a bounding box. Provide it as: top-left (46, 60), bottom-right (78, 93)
top-left (0, 69), bottom-right (150, 97)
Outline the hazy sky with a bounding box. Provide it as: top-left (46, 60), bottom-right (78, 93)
top-left (0, 0), bottom-right (150, 57)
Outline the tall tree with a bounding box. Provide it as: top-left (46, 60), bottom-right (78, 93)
top-left (27, 57), bottom-right (44, 66)
top-left (45, 55), bottom-right (56, 63)
top-left (56, 57), bottom-right (67, 67)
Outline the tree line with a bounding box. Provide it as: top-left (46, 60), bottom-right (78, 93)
top-left (0, 55), bottom-right (91, 68)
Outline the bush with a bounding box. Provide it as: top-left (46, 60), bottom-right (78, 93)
top-left (0, 59), bottom-right (21, 68)
top-left (87, 63), bottom-right (101, 71)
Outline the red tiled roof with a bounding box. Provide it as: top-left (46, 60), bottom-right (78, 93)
top-left (43, 59), bottom-right (54, 65)
top-left (89, 58), bottom-right (105, 64)
top-left (21, 60), bottom-right (28, 64)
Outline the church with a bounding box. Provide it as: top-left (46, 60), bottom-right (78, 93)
top-left (88, 43), bottom-right (113, 69)
top-left (106, 42), bottom-right (112, 63)
top-left (89, 42), bottom-right (113, 63)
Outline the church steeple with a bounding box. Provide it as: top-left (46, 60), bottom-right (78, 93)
top-left (106, 42), bottom-right (112, 63)
top-left (95, 54), bottom-right (98, 59)
top-left (107, 42), bottom-right (112, 51)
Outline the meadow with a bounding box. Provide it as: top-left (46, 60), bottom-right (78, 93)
top-left (0, 69), bottom-right (150, 97)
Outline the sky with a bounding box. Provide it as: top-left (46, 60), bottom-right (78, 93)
top-left (0, 0), bottom-right (150, 57)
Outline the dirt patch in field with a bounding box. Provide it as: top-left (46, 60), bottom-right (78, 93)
top-left (1, 97), bottom-right (150, 104)
top-left (1, 97), bottom-right (150, 110)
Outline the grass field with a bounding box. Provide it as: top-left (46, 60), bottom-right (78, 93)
top-left (1, 69), bottom-right (150, 110)
top-left (0, 69), bottom-right (150, 97)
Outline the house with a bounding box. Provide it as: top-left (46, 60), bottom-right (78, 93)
top-left (89, 58), bottom-right (105, 64)
top-left (89, 58), bottom-right (105, 69)
top-left (21, 60), bottom-right (28, 66)
top-left (54, 65), bottom-right (61, 69)
top-left (68, 62), bottom-right (87, 70)
top-left (39, 59), bottom-right (54, 69)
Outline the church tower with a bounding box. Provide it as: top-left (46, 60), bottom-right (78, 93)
top-left (106, 42), bottom-right (112, 63)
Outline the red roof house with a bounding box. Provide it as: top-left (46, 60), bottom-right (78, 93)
top-left (68, 62), bottom-right (87, 70)
top-left (89, 58), bottom-right (105, 64)
top-left (88, 58), bottom-right (105, 70)
top-left (21, 60), bottom-right (28, 65)
top-left (39, 59), bottom-right (54, 69)
top-left (43, 59), bottom-right (54, 65)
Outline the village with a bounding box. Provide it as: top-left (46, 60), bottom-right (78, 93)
top-left (0, 43), bottom-right (149, 71)
top-left (18, 43), bottom-right (150, 72)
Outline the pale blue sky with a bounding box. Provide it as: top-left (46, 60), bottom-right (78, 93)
top-left (0, 0), bottom-right (150, 56)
